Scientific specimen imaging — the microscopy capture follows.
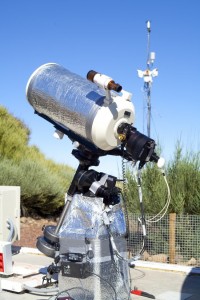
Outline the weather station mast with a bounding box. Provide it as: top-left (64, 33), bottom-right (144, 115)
top-left (137, 20), bottom-right (158, 137)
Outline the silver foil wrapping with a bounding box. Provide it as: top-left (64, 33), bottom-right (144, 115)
top-left (58, 194), bottom-right (130, 300)
top-left (26, 63), bottom-right (105, 142)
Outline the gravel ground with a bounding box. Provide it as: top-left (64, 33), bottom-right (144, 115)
top-left (13, 217), bottom-right (57, 248)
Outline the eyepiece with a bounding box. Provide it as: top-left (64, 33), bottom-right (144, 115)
top-left (87, 70), bottom-right (122, 92)
top-left (107, 80), bottom-right (122, 92)
top-left (87, 70), bottom-right (98, 82)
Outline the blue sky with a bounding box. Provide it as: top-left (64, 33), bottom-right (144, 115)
top-left (0, 1), bottom-right (199, 176)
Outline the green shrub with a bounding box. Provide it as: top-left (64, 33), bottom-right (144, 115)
top-left (167, 142), bottom-right (200, 214)
top-left (0, 107), bottom-right (30, 161)
top-left (125, 141), bottom-right (200, 215)
top-left (0, 157), bottom-right (71, 216)
top-left (0, 105), bottom-right (74, 216)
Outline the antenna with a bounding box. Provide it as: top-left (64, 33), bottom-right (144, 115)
top-left (137, 20), bottom-right (158, 137)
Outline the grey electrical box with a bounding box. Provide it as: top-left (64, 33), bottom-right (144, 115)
top-left (0, 186), bottom-right (20, 242)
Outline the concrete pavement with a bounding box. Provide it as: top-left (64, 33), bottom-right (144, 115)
top-left (0, 247), bottom-right (200, 300)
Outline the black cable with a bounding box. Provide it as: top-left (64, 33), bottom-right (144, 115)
top-left (121, 151), bottom-right (130, 240)
top-left (55, 286), bottom-right (88, 300)
top-left (131, 268), bottom-right (146, 281)
top-left (86, 270), bottom-right (117, 300)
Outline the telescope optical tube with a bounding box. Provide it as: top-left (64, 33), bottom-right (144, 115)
top-left (26, 63), bottom-right (134, 151)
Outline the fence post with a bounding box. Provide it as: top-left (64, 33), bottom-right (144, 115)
top-left (169, 213), bottom-right (176, 264)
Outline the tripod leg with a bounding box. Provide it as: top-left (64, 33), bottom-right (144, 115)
top-left (54, 195), bottom-right (72, 234)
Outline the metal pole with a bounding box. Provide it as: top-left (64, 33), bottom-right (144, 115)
top-left (147, 82), bottom-right (151, 137)
top-left (169, 213), bottom-right (176, 264)
top-left (146, 21), bottom-right (151, 138)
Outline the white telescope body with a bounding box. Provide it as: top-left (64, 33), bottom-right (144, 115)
top-left (26, 63), bottom-right (135, 151)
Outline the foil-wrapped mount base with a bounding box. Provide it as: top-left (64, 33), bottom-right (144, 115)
top-left (56, 194), bottom-right (130, 300)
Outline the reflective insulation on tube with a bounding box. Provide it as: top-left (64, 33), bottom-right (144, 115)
top-left (26, 63), bottom-right (134, 150)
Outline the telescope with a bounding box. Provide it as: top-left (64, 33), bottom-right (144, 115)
top-left (26, 63), bottom-right (160, 168)
top-left (26, 63), bottom-right (162, 300)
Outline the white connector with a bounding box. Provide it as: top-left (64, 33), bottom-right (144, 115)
top-left (157, 157), bottom-right (165, 169)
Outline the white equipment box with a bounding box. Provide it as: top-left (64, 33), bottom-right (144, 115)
top-left (0, 241), bottom-right (13, 275)
top-left (0, 186), bottom-right (20, 241)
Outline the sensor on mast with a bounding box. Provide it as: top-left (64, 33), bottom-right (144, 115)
top-left (137, 20), bottom-right (158, 137)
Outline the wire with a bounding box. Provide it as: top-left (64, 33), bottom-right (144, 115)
top-left (107, 223), bottom-right (142, 271)
top-left (135, 168), bottom-right (148, 257)
top-left (130, 268), bottom-right (146, 281)
top-left (127, 163), bottom-right (171, 268)
top-left (87, 219), bottom-right (131, 300)
top-left (86, 270), bottom-right (117, 300)
top-left (102, 227), bottom-right (131, 300)
top-left (55, 286), bottom-right (87, 300)
top-left (7, 218), bottom-right (16, 242)
top-left (121, 152), bottom-right (130, 238)
top-left (23, 284), bottom-right (59, 295)
top-left (145, 169), bottom-right (171, 223)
